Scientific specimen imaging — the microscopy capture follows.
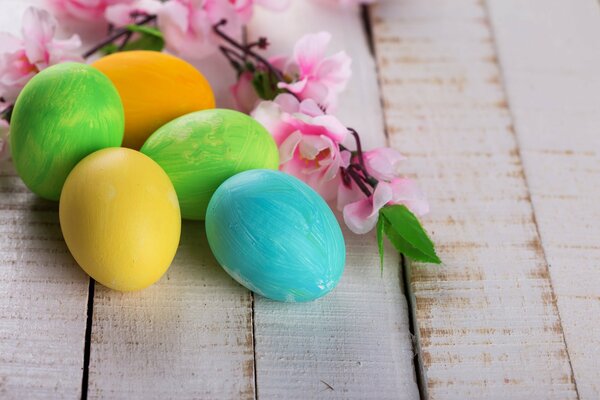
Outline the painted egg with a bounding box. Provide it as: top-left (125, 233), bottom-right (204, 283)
top-left (59, 148), bottom-right (181, 291)
top-left (92, 51), bottom-right (215, 149)
top-left (10, 62), bottom-right (124, 201)
top-left (141, 109), bottom-right (279, 220)
top-left (205, 169), bottom-right (346, 302)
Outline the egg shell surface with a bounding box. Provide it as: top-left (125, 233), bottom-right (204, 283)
top-left (141, 109), bottom-right (279, 220)
top-left (205, 169), bottom-right (346, 302)
top-left (10, 62), bottom-right (124, 201)
top-left (59, 148), bottom-right (181, 291)
top-left (92, 51), bottom-right (215, 149)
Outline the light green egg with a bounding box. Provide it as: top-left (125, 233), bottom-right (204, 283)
top-left (10, 62), bottom-right (124, 201)
top-left (141, 109), bottom-right (279, 220)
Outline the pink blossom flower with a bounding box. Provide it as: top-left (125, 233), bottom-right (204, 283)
top-left (231, 71), bottom-right (260, 114)
top-left (105, 0), bottom-right (162, 26)
top-left (342, 178), bottom-right (429, 234)
top-left (0, 7), bottom-right (82, 103)
top-left (47, 0), bottom-right (133, 22)
top-left (156, 0), bottom-right (233, 60)
top-left (233, 0), bottom-right (290, 24)
top-left (252, 93), bottom-right (349, 200)
top-left (363, 147), bottom-right (404, 181)
top-left (275, 32), bottom-right (351, 111)
top-left (157, 0), bottom-right (289, 60)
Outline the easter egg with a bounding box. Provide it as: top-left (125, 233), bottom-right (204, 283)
top-left (59, 148), bottom-right (181, 291)
top-left (141, 109), bottom-right (279, 220)
top-left (205, 169), bottom-right (346, 302)
top-left (92, 51), bottom-right (215, 149)
top-left (10, 62), bottom-right (124, 201)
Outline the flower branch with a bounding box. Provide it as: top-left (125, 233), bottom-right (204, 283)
top-left (214, 23), bottom-right (440, 265)
top-left (82, 14), bottom-right (157, 58)
top-left (213, 20), bottom-right (284, 83)
top-left (0, 2), bottom-right (439, 267)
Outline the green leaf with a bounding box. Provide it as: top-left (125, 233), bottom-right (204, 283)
top-left (251, 72), bottom-right (267, 99)
top-left (381, 205), bottom-right (441, 264)
top-left (100, 43), bottom-right (119, 55)
top-left (251, 71), bottom-right (283, 101)
top-left (120, 24), bottom-right (164, 52)
top-left (376, 214), bottom-right (385, 274)
top-left (125, 24), bottom-right (163, 37)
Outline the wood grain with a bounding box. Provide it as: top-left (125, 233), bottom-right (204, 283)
top-left (370, 0), bottom-right (579, 398)
top-left (0, 3), bottom-right (89, 399)
top-left (249, 3), bottom-right (419, 399)
top-left (487, 0), bottom-right (600, 397)
top-left (87, 223), bottom-right (255, 399)
top-left (83, 7), bottom-right (255, 400)
top-left (0, 163), bottom-right (89, 399)
top-left (0, 2), bottom-right (256, 397)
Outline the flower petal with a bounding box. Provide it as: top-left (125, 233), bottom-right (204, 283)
top-left (251, 99), bottom-right (295, 144)
top-left (389, 177), bottom-right (429, 216)
top-left (0, 33), bottom-right (22, 54)
top-left (372, 181), bottom-right (393, 217)
top-left (343, 181), bottom-right (392, 234)
top-left (363, 147), bottom-right (405, 181)
top-left (22, 7), bottom-right (56, 65)
top-left (230, 71), bottom-right (259, 113)
top-left (273, 93), bottom-right (300, 113)
top-left (337, 180), bottom-right (363, 210)
top-left (292, 31), bottom-right (331, 76)
top-left (315, 50), bottom-right (352, 90)
top-left (278, 130), bottom-right (302, 164)
top-left (278, 77), bottom-right (308, 94)
top-left (311, 114), bottom-right (348, 142)
top-left (297, 134), bottom-right (330, 160)
top-left (343, 198), bottom-right (378, 234)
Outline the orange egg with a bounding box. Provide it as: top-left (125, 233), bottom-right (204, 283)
top-left (92, 51), bottom-right (215, 149)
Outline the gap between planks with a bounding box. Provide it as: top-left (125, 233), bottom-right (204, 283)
top-left (486, 0), bottom-right (600, 397)
top-left (481, 0), bottom-right (579, 397)
top-left (362, 4), bottom-right (427, 399)
top-left (81, 279), bottom-right (95, 400)
top-left (250, 3), bottom-right (419, 399)
top-left (369, 0), bottom-right (580, 398)
top-left (0, 2), bottom-right (420, 399)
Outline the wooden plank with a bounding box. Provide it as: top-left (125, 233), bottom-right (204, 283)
top-left (370, 0), bottom-right (579, 398)
top-left (0, 2), bottom-right (90, 399)
top-left (0, 163), bottom-right (89, 399)
top-left (84, 14), bottom-right (254, 400)
top-left (249, 3), bottom-right (419, 399)
top-left (88, 222), bottom-right (255, 398)
top-left (486, 0), bottom-right (600, 398)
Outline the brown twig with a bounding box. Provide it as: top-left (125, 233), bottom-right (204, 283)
top-left (213, 19), bottom-right (285, 83)
top-left (82, 14), bottom-right (156, 58)
top-left (346, 167), bottom-right (372, 197)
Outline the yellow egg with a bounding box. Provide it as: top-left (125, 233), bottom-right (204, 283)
top-left (59, 148), bottom-right (181, 291)
top-left (92, 51), bottom-right (215, 149)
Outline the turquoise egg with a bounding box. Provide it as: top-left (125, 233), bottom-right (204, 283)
top-left (205, 170), bottom-right (346, 302)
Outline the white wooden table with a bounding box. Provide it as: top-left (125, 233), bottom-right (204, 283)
top-left (1, 0), bottom-right (599, 399)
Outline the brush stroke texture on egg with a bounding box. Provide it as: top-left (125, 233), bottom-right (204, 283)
top-left (59, 148), bottom-right (181, 292)
top-left (141, 109), bottom-right (279, 220)
top-left (10, 63), bottom-right (124, 201)
top-left (205, 170), bottom-right (346, 302)
top-left (92, 51), bottom-right (215, 149)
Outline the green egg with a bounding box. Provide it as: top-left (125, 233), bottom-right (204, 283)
top-left (140, 109), bottom-right (279, 220)
top-left (10, 62), bottom-right (124, 201)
